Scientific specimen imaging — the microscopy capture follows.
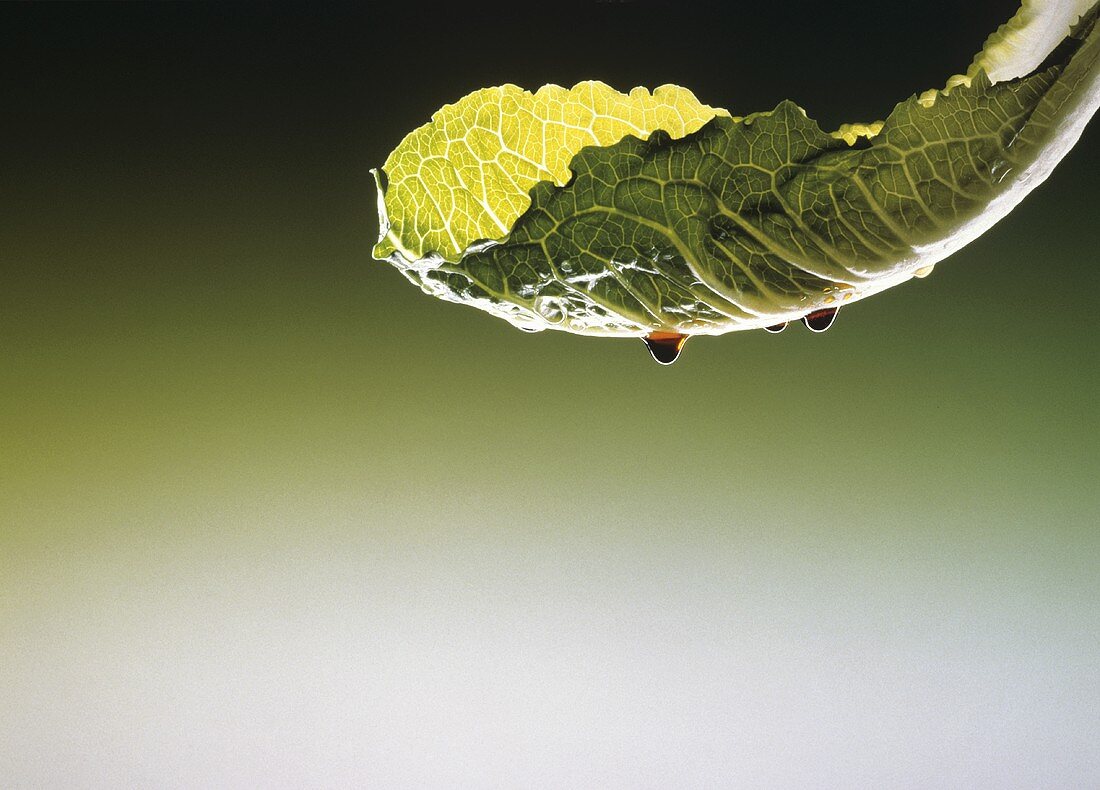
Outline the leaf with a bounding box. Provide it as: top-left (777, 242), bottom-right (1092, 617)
top-left (373, 2), bottom-right (1099, 336)
top-left (940, 0), bottom-right (1096, 89)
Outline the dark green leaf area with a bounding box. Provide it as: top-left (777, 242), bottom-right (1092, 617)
top-left (429, 64), bottom-right (1060, 332)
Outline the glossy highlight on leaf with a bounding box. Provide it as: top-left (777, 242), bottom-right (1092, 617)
top-left (372, 1), bottom-right (1099, 349)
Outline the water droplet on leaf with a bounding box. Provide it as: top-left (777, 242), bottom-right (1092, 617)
top-left (913, 265), bottom-right (935, 278)
top-left (643, 331), bottom-right (688, 365)
top-left (802, 307), bottom-right (839, 333)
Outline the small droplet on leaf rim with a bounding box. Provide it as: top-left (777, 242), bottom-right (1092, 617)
top-left (802, 307), bottom-right (839, 333)
top-left (764, 322), bottom-right (788, 333)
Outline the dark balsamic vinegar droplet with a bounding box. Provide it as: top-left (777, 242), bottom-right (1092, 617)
top-left (764, 322), bottom-right (788, 333)
top-left (642, 332), bottom-right (688, 365)
top-left (801, 307), bottom-right (839, 333)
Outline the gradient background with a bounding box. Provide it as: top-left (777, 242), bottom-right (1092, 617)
top-left (3, 2), bottom-right (1098, 787)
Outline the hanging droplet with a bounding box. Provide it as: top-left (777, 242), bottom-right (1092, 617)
top-left (913, 264), bottom-right (935, 279)
top-left (802, 307), bottom-right (839, 333)
top-left (642, 331), bottom-right (688, 365)
top-left (764, 322), bottom-right (788, 333)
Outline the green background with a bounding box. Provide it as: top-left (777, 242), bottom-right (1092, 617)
top-left (3, 2), bottom-right (1097, 786)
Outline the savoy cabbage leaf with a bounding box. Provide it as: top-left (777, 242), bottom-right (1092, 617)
top-left (372, 1), bottom-right (1099, 344)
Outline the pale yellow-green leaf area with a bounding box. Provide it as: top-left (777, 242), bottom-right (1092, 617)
top-left (830, 121), bottom-right (885, 145)
top-left (373, 80), bottom-right (728, 262)
top-left (919, 0), bottom-right (1095, 106)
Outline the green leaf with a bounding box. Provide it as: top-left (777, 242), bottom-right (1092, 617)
top-left (373, 2), bottom-right (1099, 337)
top-left (373, 82), bottom-right (727, 264)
